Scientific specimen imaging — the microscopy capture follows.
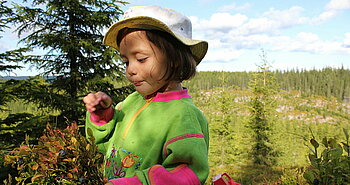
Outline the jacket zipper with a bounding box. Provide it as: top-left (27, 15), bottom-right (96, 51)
top-left (122, 97), bottom-right (154, 139)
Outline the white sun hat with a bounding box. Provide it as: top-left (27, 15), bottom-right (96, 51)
top-left (103, 5), bottom-right (208, 64)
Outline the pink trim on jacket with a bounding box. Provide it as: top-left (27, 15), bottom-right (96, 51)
top-left (152, 89), bottom-right (191, 102)
top-left (89, 106), bottom-right (114, 126)
top-left (109, 176), bottom-right (142, 185)
top-left (148, 164), bottom-right (201, 185)
top-left (163, 133), bottom-right (205, 158)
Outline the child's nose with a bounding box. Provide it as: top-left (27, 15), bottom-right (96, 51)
top-left (126, 62), bottom-right (137, 76)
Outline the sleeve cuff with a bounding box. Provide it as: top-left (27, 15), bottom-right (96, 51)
top-left (148, 164), bottom-right (200, 185)
top-left (89, 106), bottom-right (114, 126)
top-left (109, 176), bottom-right (142, 185)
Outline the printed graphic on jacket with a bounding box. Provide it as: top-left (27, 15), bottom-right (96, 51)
top-left (105, 146), bottom-right (143, 180)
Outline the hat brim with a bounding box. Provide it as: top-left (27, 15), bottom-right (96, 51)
top-left (103, 16), bottom-right (208, 65)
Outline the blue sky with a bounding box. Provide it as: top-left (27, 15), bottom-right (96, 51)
top-left (1, 0), bottom-right (350, 75)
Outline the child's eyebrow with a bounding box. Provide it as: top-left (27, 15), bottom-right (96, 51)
top-left (120, 50), bottom-right (149, 58)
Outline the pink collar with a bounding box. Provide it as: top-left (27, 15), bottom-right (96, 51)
top-left (148, 89), bottom-right (191, 102)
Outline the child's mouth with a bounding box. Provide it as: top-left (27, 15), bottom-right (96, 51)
top-left (133, 81), bottom-right (143, 86)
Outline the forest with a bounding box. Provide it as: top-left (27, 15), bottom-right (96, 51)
top-left (185, 67), bottom-right (350, 102)
top-left (1, 0), bottom-right (350, 184)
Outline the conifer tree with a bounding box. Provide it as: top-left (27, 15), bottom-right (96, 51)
top-left (247, 50), bottom-right (278, 166)
top-left (6, 0), bottom-right (128, 122)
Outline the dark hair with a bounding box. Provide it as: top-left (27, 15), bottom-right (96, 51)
top-left (116, 28), bottom-right (197, 82)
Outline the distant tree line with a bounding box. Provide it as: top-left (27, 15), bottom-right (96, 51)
top-left (275, 67), bottom-right (350, 101)
top-left (185, 67), bottom-right (350, 101)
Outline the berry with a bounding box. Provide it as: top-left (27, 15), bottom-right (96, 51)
top-left (59, 149), bottom-right (67, 156)
top-left (79, 177), bottom-right (87, 183)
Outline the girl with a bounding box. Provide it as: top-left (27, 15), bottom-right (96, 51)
top-left (83, 5), bottom-right (209, 185)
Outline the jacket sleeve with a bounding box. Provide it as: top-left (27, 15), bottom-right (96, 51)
top-left (159, 133), bottom-right (209, 184)
top-left (85, 105), bottom-right (119, 155)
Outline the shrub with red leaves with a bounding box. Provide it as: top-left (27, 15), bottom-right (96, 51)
top-left (3, 122), bottom-right (106, 184)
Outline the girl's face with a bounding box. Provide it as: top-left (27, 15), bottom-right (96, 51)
top-left (120, 30), bottom-right (178, 96)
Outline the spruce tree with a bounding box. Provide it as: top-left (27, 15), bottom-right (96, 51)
top-left (247, 50), bottom-right (278, 166)
top-left (7, 0), bottom-right (128, 122)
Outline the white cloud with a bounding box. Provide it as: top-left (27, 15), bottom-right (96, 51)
top-left (204, 48), bottom-right (243, 63)
top-left (269, 32), bottom-right (350, 54)
top-left (311, 0), bottom-right (350, 24)
top-left (226, 34), bottom-right (271, 49)
top-left (262, 6), bottom-right (307, 27)
top-left (343, 33), bottom-right (350, 48)
top-left (195, 6), bottom-right (309, 37)
top-left (204, 39), bottom-right (245, 63)
top-left (297, 32), bottom-right (319, 42)
top-left (190, 13), bottom-right (248, 33)
top-left (326, 0), bottom-right (350, 10)
top-left (230, 6), bottom-right (308, 36)
top-left (219, 3), bottom-right (251, 12)
top-left (233, 18), bottom-right (279, 35)
top-left (191, 1), bottom-right (350, 61)
top-left (196, 0), bottom-right (215, 4)
top-left (311, 10), bottom-right (338, 24)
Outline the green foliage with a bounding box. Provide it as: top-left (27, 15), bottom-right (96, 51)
top-left (5, 0), bottom-right (128, 121)
top-left (184, 71), bottom-right (251, 91)
top-left (0, 77), bottom-right (76, 133)
top-left (275, 67), bottom-right (350, 102)
top-left (3, 122), bottom-right (105, 185)
top-left (303, 128), bottom-right (350, 185)
top-left (0, 77), bottom-right (134, 182)
top-left (247, 51), bottom-right (279, 166)
top-left (0, 0), bottom-right (11, 35)
top-left (201, 87), bottom-right (349, 184)
top-left (213, 72), bottom-right (234, 137)
top-left (185, 68), bottom-right (350, 102)
top-left (0, 48), bottom-right (29, 73)
top-left (209, 72), bottom-right (240, 166)
top-left (0, 1), bottom-right (29, 75)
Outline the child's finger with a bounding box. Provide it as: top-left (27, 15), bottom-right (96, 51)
top-left (100, 95), bottom-right (112, 108)
top-left (95, 92), bottom-right (112, 109)
top-left (84, 91), bottom-right (111, 112)
top-left (83, 93), bottom-right (98, 103)
top-left (83, 93), bottom-right (100, 112)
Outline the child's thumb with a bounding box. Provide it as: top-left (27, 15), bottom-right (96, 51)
top-left (99, 95), bottom-right (112, 108)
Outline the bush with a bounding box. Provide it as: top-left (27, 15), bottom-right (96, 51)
top-left (303, 128), bottom-right (350, 185)
top-left (3, 122), bottom-right (105, 184)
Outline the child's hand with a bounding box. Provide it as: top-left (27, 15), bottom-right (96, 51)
top-left (83, 91), bottom-right (112, 112)
top-left (105, 182), bottom-right (114, 185)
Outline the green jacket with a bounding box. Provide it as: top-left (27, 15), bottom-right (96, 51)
top-left (86, 89), bottom-right (209, 185)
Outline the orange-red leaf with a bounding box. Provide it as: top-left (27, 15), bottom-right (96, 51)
top-left (32, 163), bottom-right (39, 170)
top-left (31, 175), bottom-right (44, 182)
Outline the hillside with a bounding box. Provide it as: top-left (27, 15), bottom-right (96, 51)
top-left (190, 87), bottom-right (350, 184)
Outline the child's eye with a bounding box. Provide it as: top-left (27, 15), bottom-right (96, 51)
top-left (137, 57), bottom-right (147, 62)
